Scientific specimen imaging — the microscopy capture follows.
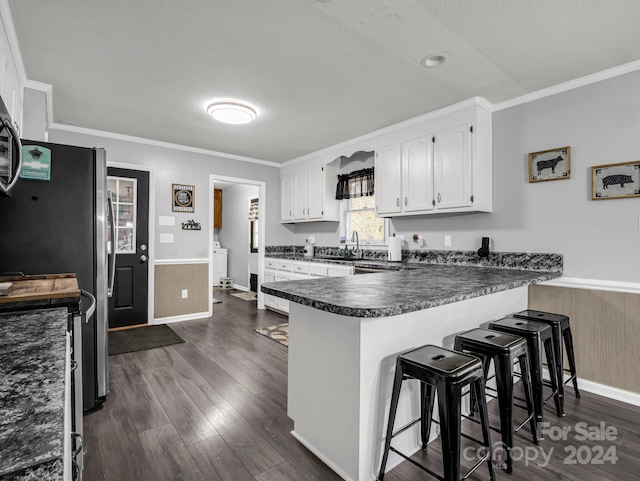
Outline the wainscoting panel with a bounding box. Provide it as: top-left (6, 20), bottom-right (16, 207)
top-left (529, 284), bottom-right (640, 394)
top-left (154, 263), bottom-right (209, 319)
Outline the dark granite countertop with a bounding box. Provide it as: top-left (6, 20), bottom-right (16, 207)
top-left (261, 263), bottom-right (561, 318)
top-left (0, 308), bottom-right (68, 480)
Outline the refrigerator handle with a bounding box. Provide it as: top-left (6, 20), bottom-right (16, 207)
top-left (80, 290), bottom-right (96, 322)
top-left (107, 195), bottom-right (116, 298)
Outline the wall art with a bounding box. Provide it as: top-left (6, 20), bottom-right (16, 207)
top-left (528, 146), bottom-right (571, 182)
top-left (592, 160), bottom-right (640, 200)
top-left (172, 183), bottom-right (195, 212)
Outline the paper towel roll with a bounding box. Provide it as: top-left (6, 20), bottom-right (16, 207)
top-left (388, 235), bottom-right (402, 261)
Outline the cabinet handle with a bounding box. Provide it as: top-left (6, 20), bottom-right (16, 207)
top-left (396, 197), bottom-right (400, 206)
top-left (437, 193), bottom-right (441, 203)
top-left (404, 197), bottom-right (408, 206)
top-left (303, 208), bottom-right (306, 215)
top-left (71, 432), bottom-right (84, 458)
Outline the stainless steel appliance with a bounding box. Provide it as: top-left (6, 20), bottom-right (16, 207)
top-left (0, 140), bottom-right (113, 411)
top-left (0, 95), bottom-right (22, 195)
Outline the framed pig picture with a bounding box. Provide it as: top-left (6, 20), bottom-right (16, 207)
top-left (528, 146), bottom-right (571, 182)
top-left (592, 161), bottom-right (640, 200)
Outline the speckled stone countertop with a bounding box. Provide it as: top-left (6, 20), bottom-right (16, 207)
top-left (0, 308), bottom-right (68, 480)
top-left (261, 263), bottom-right (561, 318)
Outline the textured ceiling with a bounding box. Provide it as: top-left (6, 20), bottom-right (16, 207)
top-left (8, 0), bottom-right (640, 163)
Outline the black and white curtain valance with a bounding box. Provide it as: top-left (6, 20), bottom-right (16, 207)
top-left (248, 199), bottom-right (259, 221)
top-left (335, 167), bottom-right (374, 200)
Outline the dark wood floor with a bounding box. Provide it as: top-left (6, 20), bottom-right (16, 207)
top-left (84, 289), bottom-right (640, 481)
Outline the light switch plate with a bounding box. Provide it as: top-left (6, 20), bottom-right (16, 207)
top-left (160, 233), bottom-right (174, 243)
top-left (444, 235), bottom-right (452, 247)
top-left (159, 216), bottom-right (175, 226)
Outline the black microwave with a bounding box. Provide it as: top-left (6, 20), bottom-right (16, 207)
top-left (0, 95), bottom-right (22, 196)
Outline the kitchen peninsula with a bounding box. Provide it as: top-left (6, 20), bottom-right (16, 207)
top-left (261, 252), bottom-right (561, 481)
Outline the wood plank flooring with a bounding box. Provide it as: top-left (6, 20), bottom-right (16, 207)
top-left (84, 289), bottom-right (640, 481)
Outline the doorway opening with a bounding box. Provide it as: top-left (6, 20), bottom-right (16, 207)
top-left (209, 175), bottom-right (266, 309)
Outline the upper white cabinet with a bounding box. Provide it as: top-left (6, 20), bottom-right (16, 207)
top-left (375, 104), bottom-right (491, 217)
top-left (0, 15), bottom-right (24, 132)
top-left (281, 162), bottom-right (340, 223)
top-left (375, 135), bottom-right (435, 216)
top-left (281, 173), bottom-right (294, 222)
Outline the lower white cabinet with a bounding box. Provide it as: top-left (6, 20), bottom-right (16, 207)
top-left (263, 258), bottom-right (354, 314)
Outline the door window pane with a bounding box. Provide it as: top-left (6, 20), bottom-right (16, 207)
top-left (108, 176), bottom-right (137, 253)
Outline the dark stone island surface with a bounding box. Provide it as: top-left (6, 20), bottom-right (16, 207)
top-left (0, 308), bottom-right (68, 480)
top-left (261, 249), bottom-right (562, 318)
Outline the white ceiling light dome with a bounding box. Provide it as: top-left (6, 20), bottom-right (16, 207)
top-left (207, 101), bottom-right (257, 124)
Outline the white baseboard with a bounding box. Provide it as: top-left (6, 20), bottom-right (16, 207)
top-left (153, 311), bottom-right (210, 324)
top-left (290, 430), bottom-right (356, 481)
top-left (233, 284), bottom-right (249, 291)
top-left (577, 378), bottom-right (640, 407)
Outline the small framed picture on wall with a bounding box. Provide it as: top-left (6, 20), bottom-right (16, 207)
top-left (172, 184), bottom-right (195, 212)
top-left (592, 161), bottom-right (640, 200)
top-left (528, 146), bottom-right (571, 182)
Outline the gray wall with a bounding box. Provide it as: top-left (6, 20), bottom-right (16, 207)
top-left (22, 88), bottom-right (47, 141)
top-left (41, 128), bottom-right (290, 260)
top-left (218, 183), bottom-right (259, 288)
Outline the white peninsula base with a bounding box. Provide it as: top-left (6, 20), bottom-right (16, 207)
top-left (287, 286), bottom-right (528, 481)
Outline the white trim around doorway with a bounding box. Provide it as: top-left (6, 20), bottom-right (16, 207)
top-left (210, 175), bottom-right (266, 310)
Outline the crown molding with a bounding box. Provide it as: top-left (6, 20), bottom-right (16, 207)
top-left (49, 122), bottom-right (280, 167)
top-left (0, 0), bottom-right (26, 84)
top-left (493, 59), bottom-right (640, 111)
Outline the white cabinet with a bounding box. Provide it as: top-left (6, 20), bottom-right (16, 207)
top-left (374, 144), bottom-right (402, 216)
top-left (263, 268), bottom-right (278, 309)
top-left (374, 106), bottom-right (490, 217)
top-left (276, 271), bottom-right (291, 312)
top-left (434, 123), bottom-right (472, 210)
top-left (281, 173), bottom-right (294, 222)
top-left (375, 135), bottom-right (435, 216)
top-left (281, 162), bottom-right (340, 223)
top-left (212, 248), bottom-right (228, 287)
top-left (263, 258), bottom-right (354, 314)
top-left (0, 22), bottom-right (24, 133)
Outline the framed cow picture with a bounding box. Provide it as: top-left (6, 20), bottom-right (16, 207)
top-left (592, 160), bottom-right (640, 200)
top-left (528, 146), bottom-right (571, 182)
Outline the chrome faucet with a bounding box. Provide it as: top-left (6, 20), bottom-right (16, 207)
top-left (351, 230), bottom-right (361, 259)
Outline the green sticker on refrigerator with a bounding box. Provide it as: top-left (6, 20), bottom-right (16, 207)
top-left (20, 145), bottom-right (51, 180)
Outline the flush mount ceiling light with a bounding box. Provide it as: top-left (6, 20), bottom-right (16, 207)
top-left (207, 101), bottom-right (257, 124)
top-left (420, 54), bottom-right (446, 68)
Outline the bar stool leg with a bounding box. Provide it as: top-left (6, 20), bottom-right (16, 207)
top-left (543, 338), bottom-right (563, 417)
top-left (550, 324), bottom-right (565, 414)
top-left (436, 381), bottom-right (462, 481)
top-left (420, 382), bottom-right (436, 449)
top-left (473, 376), bottom-right (496, 481)
top-left (517, 350), bottom-right (538, 445)
top-left (378, 359), bottom-right (404, 481)
top-left (563, 328), bottom-right (581, 398)
top-left (527, 338), bottom-right (545, 429)
top-left (494, 354), bottom-right (514, 474)
top-left (468, 354), bottom-right (490, 418)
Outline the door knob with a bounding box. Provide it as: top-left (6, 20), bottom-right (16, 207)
top-left (140, 244), bottom-right (147, 251)
top-left (140, 255), bottom-right (148, 263)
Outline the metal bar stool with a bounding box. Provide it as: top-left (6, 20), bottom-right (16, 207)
top-left (488, 318), bottom-right (562, 430)
top-left (378, 345), bottom-right (495, 481)
top-left (454, 328), bottom-right (537, 474)
top-left (512, 309), bottom-right (580, 415)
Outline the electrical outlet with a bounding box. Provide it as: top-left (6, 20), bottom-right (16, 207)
top-left (181, 289), bottom-right (188, 299)
top-left (444, 235), bottom-right (452, 247)
top-left (160, 233), bottom-right (173, 243)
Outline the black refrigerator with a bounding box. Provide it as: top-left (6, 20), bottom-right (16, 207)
top-left (0, 140), bottom-right (112, 411)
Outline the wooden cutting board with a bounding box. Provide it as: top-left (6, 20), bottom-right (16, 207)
top-left (0, 273), bottom-right (81, 304)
